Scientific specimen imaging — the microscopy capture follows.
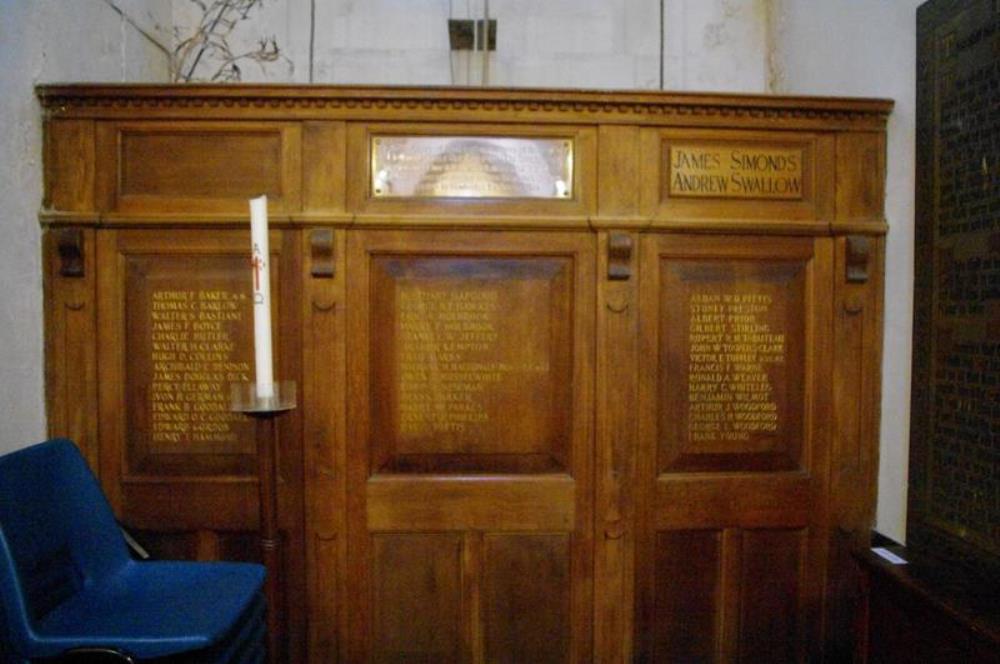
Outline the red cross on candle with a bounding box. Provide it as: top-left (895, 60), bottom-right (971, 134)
top-left (251, 251), bottom-right (264, 291)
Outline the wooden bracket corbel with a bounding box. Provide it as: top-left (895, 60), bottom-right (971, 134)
top-left (309, 229), bottom-right (335, 278)
top-left (607, 232), bottom-right (633, 281)
top-left (55, 228), bottom-right (84, 278)
top-left (846, 235), bottom-right (871, 283)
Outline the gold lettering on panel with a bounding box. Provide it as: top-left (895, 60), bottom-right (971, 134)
top-left (668, 144), bottom-right (804, 200)
top-left (395, 287), bottom-right (547, 437)
top-left (148, 289), bottom-right (251, 446)
top-left (686, 292), bottom-right (786, 442)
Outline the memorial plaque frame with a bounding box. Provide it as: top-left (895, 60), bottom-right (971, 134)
top-left (370, 135), bottom-right (574, 200)
top-left (911, 0), bottom-right (1000, 577)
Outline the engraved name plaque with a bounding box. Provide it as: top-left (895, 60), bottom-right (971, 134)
top-left (668, 143), bottom-right (804, 200)
top-left (659, 258), bottom-right (806, 472)
top-left (371, 136), bottom-right (574, 199)
top-left (370, 254), bottom-right (574, 473)
top-left (125, 255), bottom-right (256, 475)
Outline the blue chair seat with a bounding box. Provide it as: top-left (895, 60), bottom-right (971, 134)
top-left (34, 561), bottom-right (263, 659)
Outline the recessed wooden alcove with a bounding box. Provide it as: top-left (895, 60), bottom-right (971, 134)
top-left (39, 84), bottom-right (891, 663)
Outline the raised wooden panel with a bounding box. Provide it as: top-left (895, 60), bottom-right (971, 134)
top-left (654, 240), bottom-right (810, 473)
top-left (372, 533), bottom-right (463, 663)
top-left (123, 253), bottom-right (257, 476)
top-left (636, 233), bottom-right (828, 664)
top-left (44, 119), bottom-right (95, 213)
top-left (347, 229), bottom-right (594, 663)
top-left (367, 476), bottom-right (574, 532)
top-left (101, 123), bottom-right (301, 215)
top-left (834, 132), bottom-right (886, 229)
top-left (652, 530), bottom-right (722, 663)
top-left (121, 131), bottom-right (280, 197)
top-left (117, 240), bottom-right (293, 478)
top-left (369, 254), bottom-right (574, 474)
top-left (302, 122), bottom-right (347, 215)
top-left (482, 533), bottom-right (571, 663)
top-left (652, 473), bottom-right (811, 529)
top-left (738, 529), bottom-right (805, 664)
top-left (596, 126), bottom-right (642, 225)
top-left (98, 228), bottom-right (300, 494)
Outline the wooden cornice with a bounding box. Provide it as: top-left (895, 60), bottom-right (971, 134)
top-left (37, 84), bottom-right (893, 130)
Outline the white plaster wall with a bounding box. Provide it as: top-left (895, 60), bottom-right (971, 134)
top-left (771, 0), bottom-right (922, 544)
top-left (171, 0), bottom-right (768, 90)
top-left (664, 0), bottom-right (770, 92)
top-left (0, 0), bottom-right (170, 454)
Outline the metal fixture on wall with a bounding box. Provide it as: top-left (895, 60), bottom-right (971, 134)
top-left (448, 1), bottom-right (496, 86)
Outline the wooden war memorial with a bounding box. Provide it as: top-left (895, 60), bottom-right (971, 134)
top-left (38, 85), bottom-right (891, 663)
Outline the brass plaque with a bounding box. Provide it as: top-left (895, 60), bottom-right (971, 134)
top-left (371, 136), bottom-right (573, 199)
top-left (668, 144), bottom-right (804, 200)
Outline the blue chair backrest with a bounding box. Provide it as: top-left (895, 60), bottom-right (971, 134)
top-left (0, 439), bottom-right (130, 650)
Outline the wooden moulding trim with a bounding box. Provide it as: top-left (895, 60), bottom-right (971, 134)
top-left (829, 219), bottom-right (890, 235)
top-left (37, 208), bottom-right (891, 236)
top-left (36, 85), bottom-right (893, 129)
top-left (37, 212), bottom-right (890, 235)
top-left (62, 212), bottom-right (354, 227)
top-left (39, 211), bottom-right (101, 226)
top-left (646, 218), bottom-right (826, 235)
top-left (352, 213), bottom-right (590, 230)
top-left (589, 216), bottom-right (653, 231)
top-left (120, 475), bottom-right (259, 484)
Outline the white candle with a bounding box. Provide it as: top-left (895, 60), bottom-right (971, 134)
top-left (249, 195), bottom-right (274, 400)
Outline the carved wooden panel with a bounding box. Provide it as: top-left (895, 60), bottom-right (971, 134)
top-left (124, 253), bottom-right (257, 476)
top-left (656, 246), bottom-right (808, 472)
top-left (43, 119), bottom-right (95, 213)
top-left (371, 533), bottom-right (463, 663)
top-left (643, 527), bottom-right (806, 664)
top-left (346, 229), bottom-right (594, 663)
top-left (98, 122), bottom-right (302, 215)
top-left (98, 228), bottom-right (301, 509)
top-left (652, 529), bottom-right (722, 662)
top-left (369, 254), bottom-right (574, 474)
top-left (482, 533), bottom-right (571, 663)
top-left (738, 528), bottom-right (804, 663)
top-left (636, 233), bottom-right (825, 663)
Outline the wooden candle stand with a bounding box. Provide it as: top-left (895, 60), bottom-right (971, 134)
top-left (232, 382), bottom-right (296, 664)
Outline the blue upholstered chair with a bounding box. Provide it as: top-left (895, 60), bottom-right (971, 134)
top-left (0, 439), bottom-right (265, 663)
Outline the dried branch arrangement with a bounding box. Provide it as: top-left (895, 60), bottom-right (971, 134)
top-left (172, 0), bottom-right (291, 82)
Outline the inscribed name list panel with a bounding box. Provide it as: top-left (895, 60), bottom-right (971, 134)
top-left (123, 247), bottom-right (268, 477)
top-left (657, 242), bottom-right (809, 472)
top-left (369, 254), bottom-right (574, 474)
